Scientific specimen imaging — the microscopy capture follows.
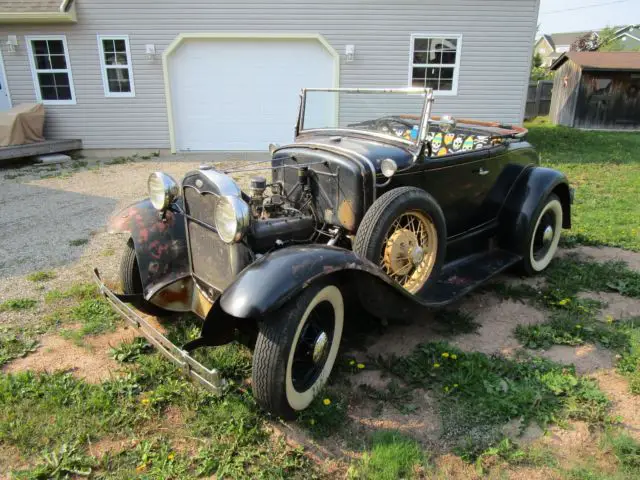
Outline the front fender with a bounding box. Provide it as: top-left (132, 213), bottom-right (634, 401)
top-left (108, 199), bottom-right (190, 297)
top-left (219, 245), bottom-right (415, 319)
top-left (499, 166), bottom-right (572, 252)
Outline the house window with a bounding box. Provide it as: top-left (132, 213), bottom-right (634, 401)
top-left (409, 34), bottom-right (462, 95)
top-left (26, 36), bottom-right (76, 105)
top-left (97, 35), bottom-right (135, 97)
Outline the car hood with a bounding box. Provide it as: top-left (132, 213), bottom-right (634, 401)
top-left (282, 132), bottom-right (417, 172)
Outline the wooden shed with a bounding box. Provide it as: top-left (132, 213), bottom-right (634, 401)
top-left (549, 52), bottom-right (640, 129)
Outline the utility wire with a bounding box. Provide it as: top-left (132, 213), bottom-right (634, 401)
top-left (541, 0), bottom-right (631, 15)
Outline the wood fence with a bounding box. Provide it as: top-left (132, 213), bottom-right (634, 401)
top-left (525, 81), bottom-right (553, 119)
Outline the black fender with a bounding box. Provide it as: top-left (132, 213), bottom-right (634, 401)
top-left (108, 199), bottom-right (190, 298)
top-left (219, 245), bottom-right (421, 320)
top-left (499, 166), bottom-right (572, 252)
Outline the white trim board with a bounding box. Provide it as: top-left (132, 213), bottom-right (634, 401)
top-left (0, 50), bottom-right (12, 109)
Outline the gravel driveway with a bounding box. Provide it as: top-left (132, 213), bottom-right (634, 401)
top-left (0, 154), bottom-right (257, 283)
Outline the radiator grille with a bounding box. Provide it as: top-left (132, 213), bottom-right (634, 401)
top-left (184, 187), bottom-right (217, 227)
top-left (187, 221), bottom-right (234, 291)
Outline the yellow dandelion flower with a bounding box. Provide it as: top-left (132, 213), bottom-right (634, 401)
top-left (323, 398), bottom-right (331, 406)
top-left (606, 315), bottom-right (614, 324)
top-left (357, 363), bottom-right (365, 369)
top-left (433, 363), bottom-right (440, 368)
top-left (558, 298), bottom-right (571, 306)
top-left (349, 360), bottom-right (356, 366)
top-left (441, 352), bottom-right (450, 358)
top-left (167, 453), bottom-right (175, 461)
top-left (451, 354), bottom-right (458, 360)
top-left (141, 398), bottom-right (150, 405)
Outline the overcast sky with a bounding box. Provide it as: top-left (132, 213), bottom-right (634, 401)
top-left (538, 0), bottom-right (640, 34)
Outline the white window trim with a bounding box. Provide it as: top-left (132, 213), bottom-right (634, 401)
top-left (408, 33), bottom-right (462, 96)
top-left (25, 35), bottom-right (76, 105)
top-left (97, 34), bottom-right (135, 98)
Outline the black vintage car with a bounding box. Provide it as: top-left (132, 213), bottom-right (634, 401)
top-left (95, 87), bottom-right (572, 418)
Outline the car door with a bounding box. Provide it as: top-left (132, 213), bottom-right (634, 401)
top-left (390, 146), bottom-right (502, 236)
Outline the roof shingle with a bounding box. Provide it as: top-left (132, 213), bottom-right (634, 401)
top-left (551, 52), bottom-right (640, 71)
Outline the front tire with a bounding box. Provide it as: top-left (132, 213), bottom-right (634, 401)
top-left (521, 193), bottom-right (563, 275)
top-left (252, 282), bottom-right (344, 419)
top-left (353, 187), bottom-right (446, 294)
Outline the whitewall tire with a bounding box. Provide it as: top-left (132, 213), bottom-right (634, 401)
top-left (522, 194), bottom-right (563, 275)
top-left (252, 282), bottom-right (344, 418)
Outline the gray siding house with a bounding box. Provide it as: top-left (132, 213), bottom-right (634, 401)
top-left (0, 0), bottom-right (540, 151)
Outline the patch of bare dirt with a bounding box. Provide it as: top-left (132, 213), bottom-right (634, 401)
top-left (452, 294), bottom-right (546, 356)
top-left (593, 370), bottom-right (640, 441)
top-left (539, 344), bottom-right (615, 374)
top-left (431, 454), bottom-right (478, 479)
top-left (2, 327), bottom-right (137, 382)
top-left (560, 246), bottom-right (640, 272)
top-left (363, 293), bottom-right (546, 359)
top-left (88, 437), bottom-right (132, 458)
top-left (348, 388), bottom-right (442, 447)
top-left (0, 444), bottom-right (29, 479)
top-left (539, 421), bottom-right (618, 474)
top-left (579, 291), bottom-right (640, 321)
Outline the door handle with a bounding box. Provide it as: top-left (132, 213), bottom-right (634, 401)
top-left (474, 167), bottom-right (490, 176)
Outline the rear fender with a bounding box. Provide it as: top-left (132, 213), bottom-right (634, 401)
top-left (499, 166), bottom-right (571, 252)
top-left (108, 199), bottom-right (190, 298)
top-left (219, 245), bottom-right (419, 320)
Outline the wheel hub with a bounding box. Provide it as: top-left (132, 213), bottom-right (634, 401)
top-left (312, 331), bottom-right (329, 364)
top-left (542, 225), bottom-right (554, 245)
top-left (384, 229), bottom-right (419, 274)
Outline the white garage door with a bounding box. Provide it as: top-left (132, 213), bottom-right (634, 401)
top-left (168, 37), bottom-right (337, 151)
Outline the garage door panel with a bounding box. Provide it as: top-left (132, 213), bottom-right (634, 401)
top-left (169, 38), bottom-right (336, 151)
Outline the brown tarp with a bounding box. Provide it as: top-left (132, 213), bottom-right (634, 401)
top-left (0, 103), bottom-right (45, 147)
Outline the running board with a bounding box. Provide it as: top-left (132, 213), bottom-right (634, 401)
top-left (418, 249), bottom-right (522, 305)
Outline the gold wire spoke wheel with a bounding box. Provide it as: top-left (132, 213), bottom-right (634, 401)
top-left (380, 211), bottom-right (438, 294)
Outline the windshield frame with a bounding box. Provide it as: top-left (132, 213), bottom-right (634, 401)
top-left (296, 87), bottom-right (434, 148)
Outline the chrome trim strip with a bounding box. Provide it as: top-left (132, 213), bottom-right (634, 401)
top-left (303, 87), bottom-right (431, 94)
top-left (183, 169), bottom-right (242, 197)
top-left (299, 128), bottom-right (418, 148)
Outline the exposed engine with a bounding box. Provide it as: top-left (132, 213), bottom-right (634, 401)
top-left (246, 169), bottom-right (317, 253)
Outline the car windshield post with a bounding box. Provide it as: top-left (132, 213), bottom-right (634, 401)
top-left (298, 87), bottom-right (434, 148)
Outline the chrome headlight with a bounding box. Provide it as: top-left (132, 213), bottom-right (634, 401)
top-left (214, 195), bottom-right (250, 243)
top-left (148, 172), bottom-right (179, 211)
top-left (380, 158), bottom-right (398, 178)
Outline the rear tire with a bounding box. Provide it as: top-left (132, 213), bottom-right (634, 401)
top-left (252, 281), bottom-right (344, 419)
top-left (119, 240), bottom-right (170, 317)
top-left (521, 194), bottom-right (563, 275)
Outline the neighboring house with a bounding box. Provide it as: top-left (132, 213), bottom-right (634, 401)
top-left (0, 0), bottom-right (540, 152)
top-left (535, 25), bottom-right (640, 67)
top-left (549, 52), bottom-right (640, 130)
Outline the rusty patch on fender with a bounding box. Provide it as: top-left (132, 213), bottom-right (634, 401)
top-left (338, 199), bottom-right (356, 232)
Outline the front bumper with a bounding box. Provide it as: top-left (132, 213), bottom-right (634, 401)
top-left (93, 268), bottom-right (224, 394)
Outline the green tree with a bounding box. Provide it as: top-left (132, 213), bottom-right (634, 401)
top-left (598, 26), bottom-right (625, 52)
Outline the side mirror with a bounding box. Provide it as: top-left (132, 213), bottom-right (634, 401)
top-left (439, 115), bottom-right (456, 133)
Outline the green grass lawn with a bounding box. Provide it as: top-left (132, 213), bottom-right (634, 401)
top-left (525, 118), bottom-right (640, 251)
